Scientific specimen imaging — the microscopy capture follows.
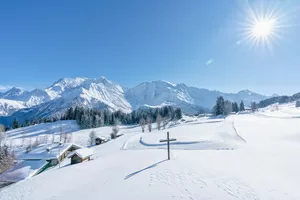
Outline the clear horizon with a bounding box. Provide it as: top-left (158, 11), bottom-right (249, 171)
top-left (1, 0), bottom-right (300, 96)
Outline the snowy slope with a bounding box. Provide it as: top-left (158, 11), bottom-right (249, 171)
top-left (0, 99), bottom-right (26, 116)
top-left (256, 101), bottom-right (300, 118)
top-left (126, 81), bottom-right (267, 113)
top-left (0, 88), bottom-right (51, 107)
top-left (1, 114), bottom-right (300, 199)
top-left (125, 81), bottom-right (204, 114)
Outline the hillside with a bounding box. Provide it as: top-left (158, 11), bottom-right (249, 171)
top-left (1, 109), bottom-right (300, 199)
top-left (258, 92), bottom-right (300, 108)
top-left (0, 99), bottom-right (26, 116)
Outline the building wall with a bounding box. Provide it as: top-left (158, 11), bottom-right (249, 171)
top-left (71, 155), bottom-right (83, 165)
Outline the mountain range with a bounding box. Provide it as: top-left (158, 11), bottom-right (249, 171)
top-left (0, 76), bottom-right (268, 125)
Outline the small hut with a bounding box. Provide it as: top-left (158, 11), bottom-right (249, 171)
top-left (69, 148), bottom-right (93, 165)
top-left (95, 137), bottom-right (104, 145)
top-left (95, 136), bottom-right (109, 145)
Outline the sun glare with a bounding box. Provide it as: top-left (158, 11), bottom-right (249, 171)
top-left (252, 19), bottom-right (276, 38)
top-left (237, 1), bottom-right (290, 52)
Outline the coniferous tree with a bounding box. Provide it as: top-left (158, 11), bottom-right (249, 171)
top-left (213, 96), bottom-right (225, 115)
top-left (240, 101), bottom-right (245, 111)
top-left (251, 101), bottom-right (257, 112)
top-left (12, 118), bottom-right (19, 129)
top-left (174, 108), bottom-right (182, 119)
top-left (232, 102), bottom-right (239, 113)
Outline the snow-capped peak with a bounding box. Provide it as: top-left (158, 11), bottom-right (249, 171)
top-left (0, 77), bottom-right (269, 120)
top-left (1, 87), bottom-right (25, 98)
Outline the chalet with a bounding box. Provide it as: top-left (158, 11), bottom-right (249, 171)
top-left (95, 136), bottom-right (108, 145)
top-left (69, 148), bottom-right (93, 165)
top-left (18, 143), bottom-right (82, 166)
top-left (0, 143), bottom-right (82, 186)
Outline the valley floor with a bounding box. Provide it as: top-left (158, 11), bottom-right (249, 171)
top-left (1, 113), bottom-right (300, 200)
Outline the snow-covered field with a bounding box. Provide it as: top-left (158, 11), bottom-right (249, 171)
top-left (1, 109), bottom-right (300, 200)
top-left (258, 102), bottom-right (300, 118)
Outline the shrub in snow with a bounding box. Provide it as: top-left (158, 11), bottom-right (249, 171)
top-left (89, 130), bottom-right (96, 145)
top-left (0, 145), bottom-right (15, 173)
top-left (110, 126), bottom-right (119, 139)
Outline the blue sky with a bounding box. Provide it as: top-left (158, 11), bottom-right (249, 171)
top-left (1, 0), bottom-right (300, 95)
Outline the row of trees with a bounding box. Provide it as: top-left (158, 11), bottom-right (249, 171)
top-left (8, 106), bottom-right (183, 131)
top-left (258, 92), bottom-right (300, 108)
top-left (63, 106), bottom-right (182, 129)
top-left (212, 96), bottom-right (257, 116)
top-left (10, 117), bottom-right (59, 130)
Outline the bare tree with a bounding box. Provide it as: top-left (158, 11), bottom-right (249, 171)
top-left (251, 101), bottom-right (257, 112)
top-left (0, 124), bottom-right (5, 133)
top-left (139, 118), bottom-right (146, 133)
top-left (88, 130), bottom-right (96, 146)
top-left (26, 137), bottom-right (33, 153)
top-left (0, 132), bottom-right (6, 147)
top-left (59, 124), bottom-right (63, 142)
top-left (156, 114), bottom-right (162, 131)
top-left (0, 145), bottom-right (15, 173)
top-left (32, 136), bottom-right (41, 148)
top-left (111, 125), bottom-right (119, 139)
top-left (63, 133), bottom-right (68, 143)
top-left (224, 100), bottom-right (233, 115)
top-left (51, 133), bottom-right (55, 144)
top-left (67, 132), bottom-right (73, 143)
top-left (163, 118), bottom-right (168, 129)
top-left (147, 117), bottom-right (152, 132)
top-left (21, 135), bottom-right (26, 147)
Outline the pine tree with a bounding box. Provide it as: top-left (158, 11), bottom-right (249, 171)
top-left (213, 96), bottom-right (225, 115)
top-left (174, 108), bottom-right (182, 119)
top-left (25, 120), bottom-right (30, 127)
top-left (240, 101), bottom-right (245, 111)
top-left (232, 102), bottom-right (239, 113)
top-left (12, 118), bottom-right (19, 129)
top-left (251, 101), bottom-right (257, 112)
top-left (67, 107), bottom-right (74, 120)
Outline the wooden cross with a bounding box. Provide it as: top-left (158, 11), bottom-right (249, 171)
top-left (159, 132), bottom-right (176, 160)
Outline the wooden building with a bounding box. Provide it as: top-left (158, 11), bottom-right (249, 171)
top-left (69, 148), bottom-right (94, 165)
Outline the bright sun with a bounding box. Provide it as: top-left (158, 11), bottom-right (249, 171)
top-left (252, 19), bottom-right (276, 38)
top-left (238, 1), bottom-right (288, 52)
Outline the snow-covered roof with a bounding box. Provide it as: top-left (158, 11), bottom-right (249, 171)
top-left (18, 143), bottom-right (82, 160)
top-left (0, 160), bottom-right (48, 183)
top-left (68, 148), bottom-right (93, 159)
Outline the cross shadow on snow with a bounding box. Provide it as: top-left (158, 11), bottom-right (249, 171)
top-left (124, 159), bottom-right (168, 180)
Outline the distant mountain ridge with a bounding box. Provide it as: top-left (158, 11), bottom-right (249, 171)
top-left (0, 77), bottom-right (269, 124)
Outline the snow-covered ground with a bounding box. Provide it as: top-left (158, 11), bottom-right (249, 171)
top-left (258, 102), bottom-right (300, 118)
top-left (1, 111), bottom-right (300, 199)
